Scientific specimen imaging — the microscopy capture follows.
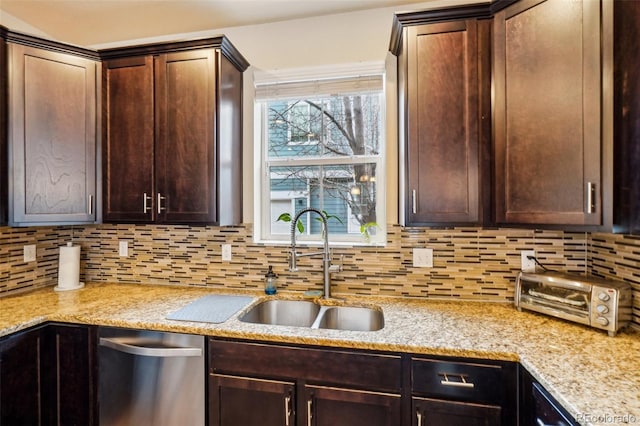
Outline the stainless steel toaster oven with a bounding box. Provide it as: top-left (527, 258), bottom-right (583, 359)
top-left (515, 271), bottom-right (632, 336)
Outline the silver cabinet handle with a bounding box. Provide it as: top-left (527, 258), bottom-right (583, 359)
top-left (99, 337), bottom-right (202, 357)
top-left (157, 193), bottom-right (166, 214)
top-left (439, 373), bottom-right (475, 389)
top-left (416, 411), bottom-right (423, 426)
top-left (143, 192), bottom-right (152, 213)
top-left (586, 182), bottom-right (596, 214)
top-left (284, 395), bottom-right (292, 426)
top-left (307, 399), bottom-right (313, 426)
top-left (412, 189), bottom-right (417, 214)
top-left (88, 194), bottom-right (94, 215)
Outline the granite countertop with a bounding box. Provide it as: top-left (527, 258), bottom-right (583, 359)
top-left (1, 282), bottom-right (638, 426)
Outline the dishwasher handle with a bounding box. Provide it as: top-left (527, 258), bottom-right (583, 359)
top-left (99, 337), bottom-right (203, 358)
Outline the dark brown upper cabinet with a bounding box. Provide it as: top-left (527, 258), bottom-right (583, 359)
top-left (391, 0), bottom-right (640, 234)
top-left (102, 55), bottom-right (155, 223)
top-left (0, 36), bottom-right (7, 225)
top-left (391, 9), bottom-right (492, 227)
top-left (2, 29), bottom-right (100, 226)
top-left (613, 0), bottom-right (640, 235)
top-left (101, 38), bottom-right (248, 225)
top-left (493, 0), bottom-right (605, 227)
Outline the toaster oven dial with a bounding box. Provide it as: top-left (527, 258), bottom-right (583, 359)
top-left (596, 304), bottom-right (609, 314)
top-left (595, 316), bottom-right (609, 326)
top-left (597, 292), bottom-right (611, 302)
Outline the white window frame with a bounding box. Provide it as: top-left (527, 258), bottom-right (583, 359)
top-left (254, 63), bottom-right (387, 246)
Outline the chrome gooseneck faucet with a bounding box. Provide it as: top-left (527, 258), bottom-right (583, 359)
top-left (289, 207), bottom-right (340, 299)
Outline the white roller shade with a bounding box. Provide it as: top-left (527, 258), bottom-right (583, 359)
top-left (254, 62), bottom-right (384, 101)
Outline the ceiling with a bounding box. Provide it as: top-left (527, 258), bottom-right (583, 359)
top-left (0, 0), bottom-right (440, 47)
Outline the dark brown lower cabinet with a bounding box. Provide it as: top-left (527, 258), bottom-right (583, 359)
top-left (209, 373), bottom-right (401, 426)
top-left (0, 326), bottom-right (44, 425)
top-left (43, 323), bottom-right (98, 426)
top-left (0, 323), bottom-right (97, 426)
top-left (413, 397), bottom-right (500, 426)
top-left (411, 357), bottom-right (516, 426)
top-left (305, 385), bottom-right (402, 426)
top-left (519, 367), bottom-right (577, 426)
top-left (209, 339), bottom-right (404, 426)
top-left (209, 339), bottom-right (519, 426)
top-left (210, 374), bottom-right (295, 426)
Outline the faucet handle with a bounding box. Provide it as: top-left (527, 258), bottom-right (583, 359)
top-left (329, 254), bottom-right (344, 273)
top-left (288, 250), bottom-right (298, 272)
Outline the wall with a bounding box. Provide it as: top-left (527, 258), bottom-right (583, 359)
top-left (590, 233), bottom-right (640, 327)
top-left (0, 226), bottom-right (72, 294)
top-left (85, 0), bottom-right (486, 70)
top-left (2, 224), bottom-right (637, 328)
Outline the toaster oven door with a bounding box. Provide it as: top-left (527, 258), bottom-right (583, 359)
top-left (517, 276), bottom-right (591, 325)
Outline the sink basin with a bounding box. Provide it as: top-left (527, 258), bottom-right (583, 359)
top-left (239, 300), bottom-right (320, 327)
top-left (240, 299), bottom-right (384, 331)
top-left (316, 306), bottom-right (384, 331)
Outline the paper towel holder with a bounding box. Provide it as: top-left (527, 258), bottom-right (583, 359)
top-left (54, 242), bottom-right (85, 292)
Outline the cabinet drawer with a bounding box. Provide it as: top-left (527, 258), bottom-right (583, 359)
top-left (412, 358), bottom-right (505, 404)
top-left (210, 339), bottom-right (402, 393)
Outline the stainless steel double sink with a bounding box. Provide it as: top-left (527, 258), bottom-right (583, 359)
top-left (239, 299), bottom-right (384, 332)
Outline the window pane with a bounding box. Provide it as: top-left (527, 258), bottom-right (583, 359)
top-left (269, 164), bottom-right (377, 236)
top-left (267, 94), bottom-right (382, 159)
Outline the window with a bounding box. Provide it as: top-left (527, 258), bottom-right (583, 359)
top-left (255, 64), bottom-right (386, 245)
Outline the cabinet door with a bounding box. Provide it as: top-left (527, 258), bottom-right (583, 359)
top-left (209, 374), bottom-right (294, 426)
top-left (216, 52), bottom-right (243, 226)
top-left (404, 19), bottom-right (489, 225)
top-left (413, 397), bottom-right (501, 426)
top-left (305, 385), bottom-right (402, 426)
top-left (42, 324), bottom-right (98, 426)
top-left (493, 0), bottom-right (602, 226)
top-left (0, 327), bottom-right (43, 425)
top-left (0, 37), bottom-right (7, 225)
top-left (103, 56), bottom-right (155, 223)
top-left (155, 49), bottom-right (217, 224)
top-left (519, 368), bottom-right (576, 426)
top-left (210, 339), bottom-right (402, 394)
top-left (8, 44), bottom-right (97, 225)
top-left (613, 0), bottom-right (640, 235)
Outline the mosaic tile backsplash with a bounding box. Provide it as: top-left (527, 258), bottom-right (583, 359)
top-left (0, 224), bottom-right (638, 327)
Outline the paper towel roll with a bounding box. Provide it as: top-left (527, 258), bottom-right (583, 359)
top-left (57, 242), bottom-right (81, 290)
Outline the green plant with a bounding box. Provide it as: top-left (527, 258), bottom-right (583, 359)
top-left (277, 211), bottom-right (379, 241)
top-left (276, 210), bottom-right (343, 234)
top-left (359, 221), bottom-right (380, 242)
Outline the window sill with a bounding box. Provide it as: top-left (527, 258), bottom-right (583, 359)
top-left (254, 238), bottom-right (387, 249)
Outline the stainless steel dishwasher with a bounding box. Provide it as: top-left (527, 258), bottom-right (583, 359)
top-left (98, 327), bottom-right (205, 426)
